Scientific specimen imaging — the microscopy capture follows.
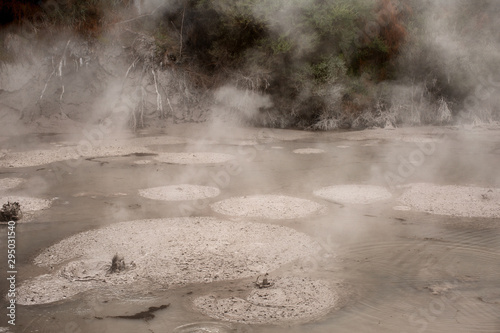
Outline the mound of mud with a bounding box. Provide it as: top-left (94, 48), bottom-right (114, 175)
top-left (210, 195), bottom-right (325, 219)
top-left (139, 185), bottom-right (220, 201)
top-left (0, 178), bottom-right (24, 191)
top-left (314, 185), bottom-right (392, 204)
top-left (293, 148), bottom-right (325, 154)
top-left (399, 183), bottom-right (500, 218)
top-left (18, 217), bottom-right (320, 305)
top-left (154, 153), bottom-right (235, 165)
top-left (194, 276), bottom-right (338, 325)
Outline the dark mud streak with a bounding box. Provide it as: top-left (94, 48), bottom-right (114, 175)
top-left (99, 304), bottom-right (170, 321)
top-left (85, 157), bottom-right (110, 165)
top-left (122, 153), bottom-right (158, 157)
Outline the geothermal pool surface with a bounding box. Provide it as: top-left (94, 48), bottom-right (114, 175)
top-left (139, 185), bottom-right (221, 201)
top-left (0, 124), bottom-right (499, 332)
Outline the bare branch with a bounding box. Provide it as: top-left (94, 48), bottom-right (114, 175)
top-left (179, 2), bottom-right (186, 59)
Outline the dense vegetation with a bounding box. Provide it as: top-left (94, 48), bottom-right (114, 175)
top-left (1, 0), bottom-right (499, 128)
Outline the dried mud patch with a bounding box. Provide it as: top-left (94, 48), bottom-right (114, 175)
top-left (193, 276), bottom-right (338, 325)
top-left (399, 183), bottom-right (500, 218)
top-left (18, 217), bottom-right (320, 305)
top-left (210, 195), bottom-right (325, 219)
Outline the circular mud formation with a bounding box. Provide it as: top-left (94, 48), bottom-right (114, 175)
top-left (0, 178), bottom-right (24, 191)
top-left (0, 196), bottom-right (52, 211)
top-left (399, 183), bottom-right (500, 218)
top-left (154, 152), bottom-right (235, 165)
top-left (18, 217), bottom-right (320, 305)
top-left (139, 185), bottom-right (220, 201)
top-left (293, 148), bottom-right (325, 154)
top-left (194, 276), bottom-right (338, 325)
top-left (314, 185), bottom-right (392, 204)
top-left (210, 195), bottom-right (325, 219)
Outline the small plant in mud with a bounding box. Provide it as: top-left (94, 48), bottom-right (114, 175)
top-left (255, 273), bottom-right (273, 289)
top-left (0, 201), bottom-right (23, 222)
top-left (108, 254), bottom-right (126, 274)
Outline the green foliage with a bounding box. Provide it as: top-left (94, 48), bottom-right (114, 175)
top-left (305, 0), bottom-right (373, 52)
top-left (269, 36), bottom-right (293, 55)
top-left (310, 55), bottom-right (347, 84)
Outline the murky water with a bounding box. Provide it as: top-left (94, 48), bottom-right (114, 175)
top-left (1, 127), bottom-right (499, 332)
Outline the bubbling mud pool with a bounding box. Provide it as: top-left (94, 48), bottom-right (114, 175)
top-left (1, 125), bottom-right (500, 333)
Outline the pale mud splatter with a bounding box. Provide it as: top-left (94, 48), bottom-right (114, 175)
top-left (210, 195), bottom-right (325, 219)
top-left (314, 185), bottom-right (392, 204)
top-left (399, 183), bottom-right (500, 218)
top-left (194, 276), bottom-right (338, 325)
top-left (139, 184), bottom-right (220, 201)
top-left (18, 217), bottom-right (320, 305)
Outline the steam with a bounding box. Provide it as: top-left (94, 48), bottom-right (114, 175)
top-left (395, 0), bottom-right (500, 125)
top-left (212, 85), bottom-right (273, 122)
